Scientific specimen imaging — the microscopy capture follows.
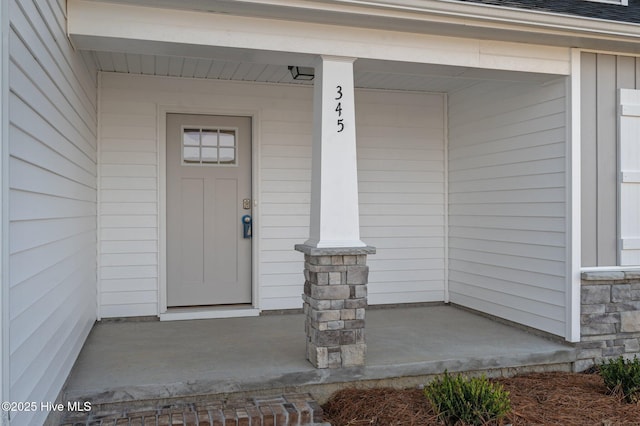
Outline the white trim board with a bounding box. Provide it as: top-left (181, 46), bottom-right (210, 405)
top-left (443, 93), bottom-right (450, 304)
top-left (582, 266), bottom-right (640, 271)
top-left (96, 72), bottom-right (103, 321)
top-left (160, 307), bottom-right (260, 321)
top-left (0, 0), bottom-right (9, 418)
top-left (567, 48), bottom-right (581, 343)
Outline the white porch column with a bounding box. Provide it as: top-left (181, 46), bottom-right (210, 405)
top-left (305, 55), bottom-right (365, 248)
top-left (296, 55), bottom-right (374, 369)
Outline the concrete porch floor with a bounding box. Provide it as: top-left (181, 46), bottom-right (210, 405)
top-left (63, 305), bottom-right (576, 407)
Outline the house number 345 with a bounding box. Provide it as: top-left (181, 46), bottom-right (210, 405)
top-left (335, 85), bottom-right (344, 133)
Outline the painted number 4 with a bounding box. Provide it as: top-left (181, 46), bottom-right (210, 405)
top-left (335, 85), bottom-right (344, 133)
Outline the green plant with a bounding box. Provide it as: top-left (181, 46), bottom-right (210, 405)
top-left (424, 371), bottom-right (511, 426)
top-left (600, 355), bottom-right (640, 403)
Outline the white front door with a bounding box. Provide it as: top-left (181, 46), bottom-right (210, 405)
top-left (166, 114), bottom-right (252, 307)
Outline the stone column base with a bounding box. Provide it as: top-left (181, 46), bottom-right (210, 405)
top-left (295, 245), bottom-right (376, 369)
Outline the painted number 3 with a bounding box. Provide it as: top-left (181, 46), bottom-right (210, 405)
top-left (335, 85), bottom-right (344, 132)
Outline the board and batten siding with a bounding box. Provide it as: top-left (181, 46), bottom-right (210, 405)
top-left (581, 52), bottom-right (640, 267)
top-left (448, 79), bottom-right (568, 337)
top-left (98, 73), bottom-right (445, 314)
top-left (8, 0), bottom-right (98, 424)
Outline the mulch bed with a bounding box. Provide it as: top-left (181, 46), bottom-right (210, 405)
top-left (322, 371), bottom-right (640, 425)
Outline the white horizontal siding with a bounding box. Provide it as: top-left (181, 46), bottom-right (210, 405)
top-left (356, 90), bottom-right (445, 305)
top-left (99, 73), bottom-right (446, 313)
top-left (8, 0), bottom-right (97, 424)
top-left (99, 86), bottom-right (158, 318)
top-left (258, 90), bottom-right (313, 310)
top-left (99, 74), bottom-right (318, 314)
top-left (448, 79), bottom-right (567, 337)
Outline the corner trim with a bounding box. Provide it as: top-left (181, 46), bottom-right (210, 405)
top-left (567, 48), bottom-right (582, 343)
top-left (0, 0), bottom-right (9, 419)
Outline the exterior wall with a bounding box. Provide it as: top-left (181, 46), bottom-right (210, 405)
top-left (581, 52), bottom-right (640, 267)
top-left (577, 271), bottom-right (640, 371)
top-left (356, 90), bottom-right (446, 305)
top-left (8, 0), bottom-right (97, 424)
top-left (98, 73), bottom-right (445, 316)
top-left (99, 76), bottom-right (160, 318)
top-left (448, 79), bottom-right (568, 337)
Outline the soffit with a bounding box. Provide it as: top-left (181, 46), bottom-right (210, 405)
top-left (85, 50), bottom-right (559, 93)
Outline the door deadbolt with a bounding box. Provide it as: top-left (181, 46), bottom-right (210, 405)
top-left (243, 199), bottom-right (251, 210)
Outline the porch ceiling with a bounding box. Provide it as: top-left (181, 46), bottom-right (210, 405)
top-left (84, 50), bottom-right (560, 93)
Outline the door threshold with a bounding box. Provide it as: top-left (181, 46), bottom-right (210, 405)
top-left (160, 306), bottom-right (260, 321)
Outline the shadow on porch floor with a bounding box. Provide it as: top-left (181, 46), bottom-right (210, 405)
top-left (63, 305), bottom-right (576, 408)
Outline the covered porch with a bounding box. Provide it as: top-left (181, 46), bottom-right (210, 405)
top-left (69, 0), bottom-right (578, 340)
top-left (63, 305), bottom-right (575, 409)
top-left (64, 0), bottom-right (579, 407)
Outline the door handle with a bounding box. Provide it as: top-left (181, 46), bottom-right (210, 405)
top-left (242, 215), bottom-right (252, 238)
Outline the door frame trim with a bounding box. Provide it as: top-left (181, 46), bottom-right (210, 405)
top-left (157, 105), bottom-right (261, 318)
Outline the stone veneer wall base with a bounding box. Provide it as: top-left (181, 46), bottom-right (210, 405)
top-left (577, 270), bottom-right (640, 371)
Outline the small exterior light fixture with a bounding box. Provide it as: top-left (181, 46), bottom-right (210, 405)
top-left (288, 66), bottom-right (315, 81)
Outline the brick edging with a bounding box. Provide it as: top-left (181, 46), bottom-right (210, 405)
top-left (61, 393), bottom-right (324, 426)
